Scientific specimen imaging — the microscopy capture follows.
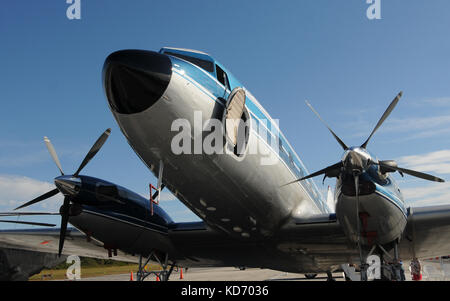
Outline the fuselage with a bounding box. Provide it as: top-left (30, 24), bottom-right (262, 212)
top-left (102, 47), bottom-right (408, 248)
top-left (102, 48), bottom-right (328, 240)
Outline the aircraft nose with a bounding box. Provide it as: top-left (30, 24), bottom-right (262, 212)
top-left (103, 50), bottom-right (172, 114)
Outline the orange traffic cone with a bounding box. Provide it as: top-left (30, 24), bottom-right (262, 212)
top-left (180, 268), bottom-right (184, 280)
top-left (130, 271), bottom-right (133, 281)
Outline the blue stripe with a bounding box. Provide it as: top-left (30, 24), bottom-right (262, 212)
top-left (374, 186), bottom-right (407, 217)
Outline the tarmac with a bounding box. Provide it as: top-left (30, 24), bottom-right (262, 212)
top-left (75, 267), bottom-right (343, 281)
top-left (71, 265), bottom-right (419, 281)
top-left (64, 260), bottom-right (450, 281)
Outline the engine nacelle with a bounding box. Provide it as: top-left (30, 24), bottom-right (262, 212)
top-left (68, 175), bottom-right (176, 257)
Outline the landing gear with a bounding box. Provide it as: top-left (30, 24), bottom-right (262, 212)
top-left (326, 271), bottom-right (335, 281)
top-left (351, 170), bottom-right (405, 281)
top-left (391, 241), bottom-right (405, 281)
top-left (343, 241), bottom-right (405, 281)
top-left (304, 273), bottom-right (317, 279)
top-left (137, 251), bottom-right (176, 281)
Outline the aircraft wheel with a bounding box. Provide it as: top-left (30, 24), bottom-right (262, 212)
top-left (304, 273), bottom-right (317, 279)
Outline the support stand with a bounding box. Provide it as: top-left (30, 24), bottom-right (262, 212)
top-left (137, 251), bottom-right (176, 281)
top-left (149, 160), bottom-right (165, 216)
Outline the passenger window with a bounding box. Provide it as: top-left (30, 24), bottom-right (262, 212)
top-left (288, 152), bottom-right (294, 165)
top-left (216, 65), bottom-right (230, 90)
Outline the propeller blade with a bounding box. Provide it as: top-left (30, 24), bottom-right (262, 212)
top-left (281, 162), bottom-right (343, 187)
top-left (378, 161), bottom-right (445, 183)
top-left (44, 137), bottom-right (64, 175)
top-left (305, 100), bottom-right (348, 150)
top-left (0, 220), bottom-right (56, 227)
top-left (58, 198), bottom-right (71, 257)
top-left (0, 212), bottom-right (59, 217)
top-left (14, 188), bottom-right (60, 211)
top-left (74, 128), bottom-right (111, 176)
top-left (361, 91), bottom-right (403, 149)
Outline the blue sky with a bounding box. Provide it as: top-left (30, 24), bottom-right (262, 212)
top-left (1, 1), bottom-right (450, 229)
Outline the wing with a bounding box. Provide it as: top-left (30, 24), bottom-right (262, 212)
top-left (169, 215), bottom-right (357, 273)
top-left (5, 206), bottom-right (450, 277)
top-left (400, 205), bottom-right (450, 259)
top-left (171, 208), bottom-right (450, 272)
top-left (0, 227), bottom-right (137, 263)
top-left (273, 214), bottom-right (357, 272)
top-left (276, 206), bottom-right (450, 267)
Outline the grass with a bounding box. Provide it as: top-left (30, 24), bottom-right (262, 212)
top-left (29, 262), bottom-right (162, 281)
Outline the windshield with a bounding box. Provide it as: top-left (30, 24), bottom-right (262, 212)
top-left (164, 51), bottom-right (214, 73)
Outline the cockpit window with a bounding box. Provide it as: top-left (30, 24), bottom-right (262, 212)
top-left (164, 51), bottom-right (214, 73)
top-left (96, 183), bottom-right (119, 202)
top-left (216, 64), bottom-right (230, 90)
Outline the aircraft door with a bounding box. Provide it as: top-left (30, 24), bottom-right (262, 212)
top-left (223, 87), bottom-right (247, 148)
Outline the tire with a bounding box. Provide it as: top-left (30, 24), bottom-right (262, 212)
top-left (304, 273), bottom-right (318, 279)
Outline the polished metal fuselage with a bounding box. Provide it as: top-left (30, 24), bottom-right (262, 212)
top-left (109, 70), bottom-right (323, 241)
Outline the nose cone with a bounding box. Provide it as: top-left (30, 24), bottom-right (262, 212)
top-left (55, 176), bottom-right (81, 196)
top-left (103, 50), bottom-right (172, 114)
top-left (341, 147), bottom-right (373, 172)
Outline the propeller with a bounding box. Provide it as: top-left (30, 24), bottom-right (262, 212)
top-left (281, 162), bottom-right (343, 187)
top-left (377, 160), bottom-right (444, 183)
top-left (283, 92), bottom-right (445, 185)
top-left (14, 189), bottom-right (59, 211)
top-left (0, 212), bottom-right (59, 217)
top-left (14, 128), bottom-right (111, 256)
top-left (0, 220), bottom-right (56, 227)
top-left (0, 212), bottom-right (58, 227)
top-left (360, 92), bottom-right (403, 149)
top-left (305, 101), bottom-right (348, 150)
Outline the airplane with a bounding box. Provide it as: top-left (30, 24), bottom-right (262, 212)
top-left (1, 47), bottom-right (449, 281)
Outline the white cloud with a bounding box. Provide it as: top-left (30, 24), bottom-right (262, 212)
top-left (340, 113), bottom-right (450, 142)
top-left (383, 115), bottom-right (450, 134)
top-left (0, 174), bottom-right (61, 212)
top-left (397, 149), bottom-right (450, 175)
top-left (0, 150), bottom-right (49, 168)
top-left (422, 97), bottom-right (450, 107)
top-left (395, 149), bottom-right (450, 206)
top-left (403, 182), bottom-right (450, 207)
